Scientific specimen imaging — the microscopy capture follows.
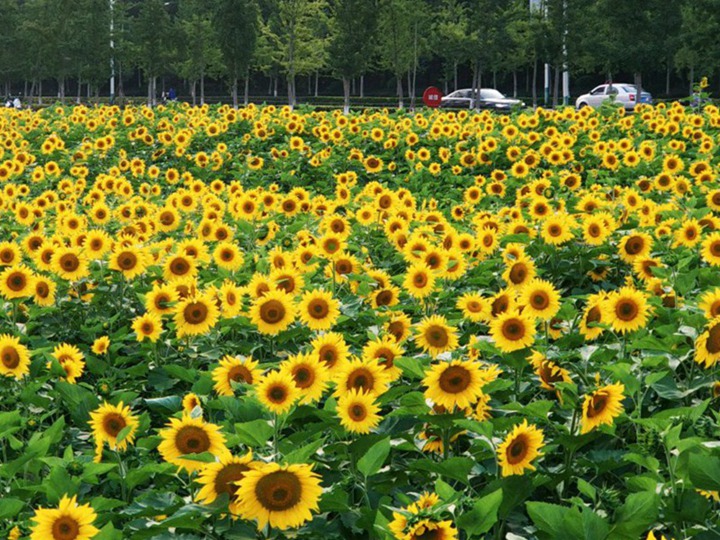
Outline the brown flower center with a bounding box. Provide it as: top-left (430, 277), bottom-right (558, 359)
top-left (425, 325), bottom-right (449, 348)
top-left (260, 299), bottom-right (285, 324)
top-left (184, 302), bottom-right (209, 325)
top-left (501, 318), bottom-right (525, 341)
top-left (508, 263), bottom-right (527, 284)
top-left (268, 384), bottom-right (289, 404)
top-left (706, 324), bottom-right (720, 354)
top-left (227, 364), bottom-right (253, 384)
top-left (615, 299), bottom-right (639, 321)
top-left (349, 403), bottom-right (367, 421)
top-left (6, 272), bottom-right (26, 291)
top-left (292, 366), bottom-right (315, 389)
top-left (117, 251), bottom-right (137, 270)
top-left (308, 299), bottom-right (329, 319)
top-left (102, 413), bottom-right (127, 437)
top-left (1, 346), bottom-right (20, 369)
top-left (52, 516), bottom-right (80, 540)
top-left (506, 434), bottom-right (528, 465)
top-left (255, 470), bottom-right (302, 511)
top-left (59, 253), bottom-right (80, 272)
top-left (438, 365), bottom-right (471, 394)
top-left (348, 368), bottom-right (374, 392)
top-left (175, 425), bottom-right (211, 454)
top-left (586, 393), bottom-right (607, 419)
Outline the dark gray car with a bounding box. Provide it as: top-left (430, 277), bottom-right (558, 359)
top-left (440, 88), bottom-right (524, 111)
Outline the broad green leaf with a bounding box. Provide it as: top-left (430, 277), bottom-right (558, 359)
top-left (357, 436), bottom-right (391, 477)
top-left (457, 489), bottom-right (502, 537)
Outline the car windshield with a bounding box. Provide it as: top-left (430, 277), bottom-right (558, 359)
top-left (480, 89), bottom-right (505, 99)
top-left (621, 85), bottom-right (637, 93)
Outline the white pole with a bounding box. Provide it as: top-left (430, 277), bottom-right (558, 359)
top-left (110, 0), bottom-right (115, 103)
top-left (562, 0), bottom-right (569, 105)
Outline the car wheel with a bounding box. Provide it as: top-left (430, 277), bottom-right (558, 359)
top-left (577, 102), bottom-right (589, 109)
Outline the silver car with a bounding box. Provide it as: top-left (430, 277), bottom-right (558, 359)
top-left (575, 83), bottom-right (652, 110)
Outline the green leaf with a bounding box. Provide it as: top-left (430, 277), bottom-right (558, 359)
top-left (394, 357), bottom-right (426, 380)
top-left (409, 457), bottom-right (475, 485)
top-left (357, 436), bottom-right (391, 477)
top-left (612, 491), bottom-right (659, 539)
top-left (234, 420), bottom-right (273, 447)
top-left (688, 453), bottom-right (720, 491)
top-left (0, 498), bottom-right (25, 519)
top-left (526, 502), bottom-right (586, 540)
top-left (93, 522), bottom-right (123, 540)
top-left (457, 489), bottom-right (502, 537)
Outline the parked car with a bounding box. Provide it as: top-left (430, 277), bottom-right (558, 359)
top-left (575, 83), bottom-right (652, 110)
top-left (440, 88), bottom-right (524, 111)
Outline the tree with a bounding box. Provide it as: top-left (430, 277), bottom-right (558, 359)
top-left (132, 0), bottom-right (174, 106)
top-left (214, 0), bottom-right (260, 108)
top-left (328, 0), bottom-right (378, 113)
top-left (378, 0), bottom-right (415, 108)
top-left (675, 0), bottom-right (720, 95)
top-left (176, 0), bottom-right (222, 105)
top-left (72, 0), bottom-right (111, 102)
top-left (432, 0), bottom-right (471, 94)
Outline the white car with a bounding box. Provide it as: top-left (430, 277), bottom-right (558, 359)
top-left (575, 83), bottom-right (652, 110)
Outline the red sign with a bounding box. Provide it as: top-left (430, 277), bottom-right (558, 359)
top-left (423, 86), bottom-right (443, 108)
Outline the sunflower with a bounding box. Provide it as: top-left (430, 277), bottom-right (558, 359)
top-left (90, 336), bottom-right (110, 356)
top-left (618, 232), bottom-right (653, 263)
top-left (362, 336), bottom-right (405, 380)
top-left (385, 311), bottom-right (413, 343)
top-left (213, 241), bottom-right (244, 271)
top-left (51, 343), bottom-right (85, 384)
top-left (580, 382), bottom-right (625, 434)
top-left (157, 415), bottom-right (228, 472)
top-left (131, 312), bottom-right (163, 342)
top-left (255, 370), bottom-right (300, 414)
top-left (234, 462), bottom-right (322, 530)
top-left (489, 311), bottom-right (535, 353)
top-left (601, 287), bottom-right (651, 334)
top-left (175, 293), bottom-right (219, 338)
top-left (423, 359), bottom-right (489, 409)
top-left (108, 246), bottom-right (149, 280)
top-left (0, 334), bottom-right (31, 379)
top-left (502, 256), bottom-right (536, 288)
top-left (297, 289), bottom-right (340, 331)
top-left (145, 284), bottom-right (179, 317)
top-left (163, 253), bottom-right (197, 282)
top-left (1, 263), bottom-right (36, 301)
top-left (579, 292), bottom-right (607, 340)
top-left (183, 393), bottom-right (202, 415)
top-left (403, 263), bottom-right (436, 299)
top-left (673, 218), bottom-right (703, 248)
top-left (528, 351), bottom-right (571, 391)
top-left (405, 520), bottom-right (458, 540)
top-left (89, 401), bottom-right (139, 453)
top-left (311, 332), bottom-right (350, 370)
top-left (699, 288), bottom-right (720, 320)
top-left (280, 353), bottom-right (330, 404)
top-left (196, 451), bottom-right (258, 515)
top-left (333, 357), bottom-right (390, 397)
top-left (497, 420), bottom-right (545, 476)
top-left (51, 246), bottom-right (89, 281)
top-left (370, 285), bottom-right (401, 308)
top-left (337, 388), bottom-right (381, 434)
top-left (694, 318), bottom-right (720, 368)
top-left (519, 279), bottom-right (561, 321)
top-left (30, 495), bottom-right (99, 540)
top-left (540, 215), bottom-right (575, 245)
top-left (701, 232), bottom-right (720, 267)
top-left (414, 315), bottom-right (459, 358)
top-left (249, 290), bottom-right (296, 335)
top-left (212, 355), bottom-right (261, 396)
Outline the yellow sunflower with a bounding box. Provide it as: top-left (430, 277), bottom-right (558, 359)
top-left (0, 264), bottom-right (35, 299)
top-left (51, 343), bottom-right (86, 384)
top-left (33, 275), bottom-right (57, 306)
top-left (701, 232), bottom-right (720, 266)
top-left (579, 292), bottom-right (607, 341)
top-left (196, 450), bottom-right (258, 515)
top-left (213, 241), bottom-right (245, 271)
top-left (497, 419), bottom-right (545, 476)
top-left (132, 312), bottom-right (163, 342)
top-left (0, 334), bottom-right (31, 379)
top-left (333, 357), bottom-right (390, 398)
top-left (255, 370), bottom-right (300, 414)
top-left (580, 382), bottom-right (625, 434)
top-left (694, 318), bottom-right (720, 368)
top-left (174, 293), bottom-right (220, 338)
top-left (403, 263), bottom-right (437, 299)
top-left (234, 462), bottom-right (322, 530)
top-left (212, 355), bottom-right (261, 396)
top-left (89, 401), bottom-right (139, 453)
top-left (30, 495), bottom-right (98, 540)
top-left (601, 287), bottom-right (651, 334)
top-left (311, 332), bottom-right (350, 370)
top-left (362, 336), bottom-right (405, 381)
top-left (489, 311), bottom-right (536, 353)
top-left (91, 336), bottom-right (110, 355)
top-left (519, 279), bottom-right (561, 321)
top-left (423, 359), bottom-right (492, 410)
top-left (145, 284), bottom-right (179, 317)
top-left (108, 246), bottom-right (149, 280)
top-left (699, 288), bottom-right (720, 320)
top-left (297, 289), bottom-right (340, 331)
top-left (51, 246), bottom-right (89, 281)
top-left (404, 519), bottom-right (458, 540)
top-left (279, 353), bottom-right (330, 404)
top-left (414, 315), bottom-right (459, 358)
top-left (157, 415), bottom-right (228, 472)
top-left (249, 290), bottom-right (296, 335)
top-left (337, 388), bottom-right (382, 434)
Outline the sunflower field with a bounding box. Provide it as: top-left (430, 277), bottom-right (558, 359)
top-left (1, 100), bottom-right (720, 540)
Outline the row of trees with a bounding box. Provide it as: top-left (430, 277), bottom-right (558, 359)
top-left (0, 0), bottom-right (719, 109)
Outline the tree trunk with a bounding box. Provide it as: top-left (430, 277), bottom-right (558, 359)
top-left (407, 71), bottom-right (412, 110)
top-left (552, 64), bottom-right (560, 108)
top-left (351, 77), bottom-right (356, 95)
top-left (307, 73), bottom-right (311, 95)
top-left (287, 74), bottom-right (295, 109)
top-left (59, 78), bottom-right (65, 104)
top-left (359, 75), bottom-right (364, 98)
top-left (532, 58), bottom-right (537, 108)
top-left (200, 71), bottom-right (205, 106)
top-left (342, 77), bottom-right (350, 115)
top-left (513, 71), bottom-right (518, 98)
top-left (147, 78), bottom-right (153, 107)
top-left (268, 76), bottom-right (273, 96)
top-left (315, 71), bottom-right (319, 97)
top-left (38, 79), bottom-right (43, 105)
top-left (634, 72), bottom-right (642, 106)
top-left (396, 76), bottom-right (403, 109)
top-left (244, 72), bottom-right (250, 106)
top-left (232, 76), bottom-right (238, 109)
top-left (473, 62), bottom-right (482, 110)
top-left (273, 77), bottom-right (278, 97)
top-left (191, 80), bottom-right (197, 106)
top-left (76, 75), bottom-right (82, 104)
top-left (665, 64), bottom-right (670, 95)
top-left (454, 61), bottom-right (458, 91)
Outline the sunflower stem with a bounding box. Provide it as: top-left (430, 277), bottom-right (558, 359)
top-left (442, 427), bottom-right (451, 460)
top-left (115, 450), bottom-right (129, 502)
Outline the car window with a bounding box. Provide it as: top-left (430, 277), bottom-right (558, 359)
top-left (590, 86), bottom-right (606, 95)
top-left (622, 86), bottom-right (636, 93)
top-left (606, 86), bottom-right (618, 95)
top-left (460, 90), bottom-right (473, 98)
top-left (480, 89), bottom-right (505, 99)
